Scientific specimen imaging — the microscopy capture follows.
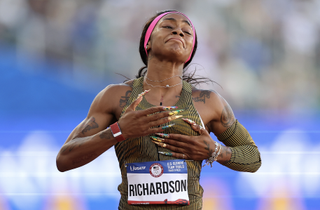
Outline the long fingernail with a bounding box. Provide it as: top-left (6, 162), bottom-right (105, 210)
top-left (163, 106), bottom-right (178, 110)
top-left (158, 151), bottom-right (172, 156)
top-left (150, 136), bottom-right (164, 142)
top-left (155, 133), bottom-right (170, 138)
top-left (168, 109), bottom-right (184, 116)
top-left (162, 123), bottom-right (175, 129)
top-left (168, 115), bottom-right (183, 121)
top-left (152, 140), bottom-right (161, 145)
top-left (137, 89), bottom-right (150, 98)
top-left (182, 118), bottom-right (195, 125)
top-left (153, 141), bottom-right (166, 148)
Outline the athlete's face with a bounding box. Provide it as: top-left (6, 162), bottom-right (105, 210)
top-left (146, 13), bottom-right (194, 63)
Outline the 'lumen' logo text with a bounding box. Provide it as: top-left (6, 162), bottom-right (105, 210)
top-left (130, 166), bottom-right (146, 172)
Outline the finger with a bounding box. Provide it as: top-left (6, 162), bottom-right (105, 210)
top-left (152, 137), bottom-right (199, 160)
top-left (158, 151), bottom-right (187, 160)
top-left (146, 115), bottom-right (183, 129)
top-left (144, 109), bottom-right (179, 121)
top-left (155, 133), bottom-right (170, 138)
top-left (163, 106), bottom-right (178, 110)
top-left (142, 106), bottom-right (182, 117)
top-left (143, 109), bottom-right (184, 128)
top-left (126, 89), bottom-right (150, 111)
top-left (152, 139), bottom-right (186, 155)
top-left (145, 123), bottom-right (176, 135)
top-left (153, 134), bottom-right (188, 147)
top-left (156, 133), bottom-right (195, 145)
top-left (182, 118), bottom-right (206, 135)
top-left (129, 105), bottom-right (183, 122)
top-left (145, 125), bottom-right (170, 135)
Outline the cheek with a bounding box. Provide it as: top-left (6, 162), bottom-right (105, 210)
top-left (150, 34), bottom-right (167, 50)
top-left (186, 37), bottom-right (194, 49)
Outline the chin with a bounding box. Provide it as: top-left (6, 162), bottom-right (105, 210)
top-left (152, 47), bottom-right (188, 63)
top-left (167, 47), bottom-right (188, 60)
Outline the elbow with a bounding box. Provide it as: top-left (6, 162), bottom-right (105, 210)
top-left (56, 155), bottom-right (69, 172)
top-left (56, 163), bottom-right (66, 173)
top-left (225, 147), bottom-right (262, 173)
top-left (233, 160), bottom-right (261, 173)
top-left (248, 154), bottom-right (262, 173)
top-left (249, 160), bottom-right (261, 173)
top-left (243, 146), bottom-right (262, 173)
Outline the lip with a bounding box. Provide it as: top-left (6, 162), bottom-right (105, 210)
top-left (166, 37), bottom-right (185, 48)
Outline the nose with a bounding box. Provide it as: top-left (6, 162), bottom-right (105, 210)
top-left (172, 29), bottom-right (184, 37)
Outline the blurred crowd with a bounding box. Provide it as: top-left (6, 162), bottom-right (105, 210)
top-left (0, 0), bottom-right (319, 111)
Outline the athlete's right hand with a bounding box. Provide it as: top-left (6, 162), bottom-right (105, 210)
top-left (117, 90), bottom-right (181, 140)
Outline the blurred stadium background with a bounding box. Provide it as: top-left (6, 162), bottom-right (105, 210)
top-left (0, 0), bottom-right (320, 209)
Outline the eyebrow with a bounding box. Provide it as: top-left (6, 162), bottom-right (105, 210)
top-left (162, 17), bottom-right (191, 27)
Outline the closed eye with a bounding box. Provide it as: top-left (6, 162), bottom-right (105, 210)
top-left (163, 25), bottom-right (173, 29)
top-left (163, 25), bottom-right (192, 35)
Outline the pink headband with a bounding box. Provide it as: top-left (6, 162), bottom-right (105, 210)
top-left (144, 11), bottom-right (196, 63)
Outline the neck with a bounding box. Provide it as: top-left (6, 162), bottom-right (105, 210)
top-left (145, 59), bottom-right (184, 86)
top-left (143, 60), bottom-right (184, 105)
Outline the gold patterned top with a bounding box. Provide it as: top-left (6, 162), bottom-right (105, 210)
top-left (115, 77), bottom-right (204, 210)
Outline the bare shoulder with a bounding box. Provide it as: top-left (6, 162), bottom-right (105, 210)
top-left (191, 88), bottom-right (221, 105)
top-left (192, 87), bottom-right (235, 134)
top-left (89, 81), bottom-right (134, 119)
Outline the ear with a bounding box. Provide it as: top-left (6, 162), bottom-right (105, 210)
top-left (146, 41), bottom-right (151, 50)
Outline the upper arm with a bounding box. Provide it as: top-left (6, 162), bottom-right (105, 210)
top-left (210, 93), bottom-right (236, 135)
top-left (193, 89), bottom-right (235, 136)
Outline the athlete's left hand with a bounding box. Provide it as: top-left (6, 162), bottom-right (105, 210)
top-left (152, 118), bottom-right (216, 161)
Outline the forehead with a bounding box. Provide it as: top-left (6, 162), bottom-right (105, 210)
top-left (159, 13), bottom-right (192, 26)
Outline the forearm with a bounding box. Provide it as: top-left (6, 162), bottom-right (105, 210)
top-left (216, 145), bottom-right (232, 164)
top-left (217, 120), bottom-right (261, 172)
top-left (56, 128), bottom-right (117, 172)
top-left (224, 145), bottom-right (261, 172)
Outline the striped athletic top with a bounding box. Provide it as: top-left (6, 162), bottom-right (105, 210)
top-left (115, 77), bottom-right (204, 209)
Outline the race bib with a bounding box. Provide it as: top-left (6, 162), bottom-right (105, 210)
top-left (126, 159), bottom-right (189, 205)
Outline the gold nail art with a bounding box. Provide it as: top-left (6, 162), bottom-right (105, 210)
top-left (150, 136), bottom-right (164, 142)
top-left (168, 115), bottom-right (183, 121)
top-left (183, 118), bottom-right (195, 124)
top-left (162, 143), bottom-right (167, 148)
top-left (152, 140), bottom-right (161, 145)
top-left (168, 109), bottom-right (184, 116)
